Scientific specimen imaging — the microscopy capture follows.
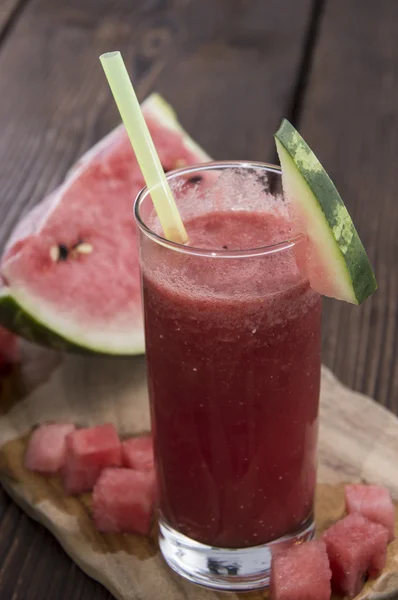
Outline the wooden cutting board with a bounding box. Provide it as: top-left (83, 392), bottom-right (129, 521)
top-left (0, 341), bottom-right (398, 600)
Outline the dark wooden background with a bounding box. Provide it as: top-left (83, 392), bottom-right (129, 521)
top-left (0, 0), bottom-right (397, 597)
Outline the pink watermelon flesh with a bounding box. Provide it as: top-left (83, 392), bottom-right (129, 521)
top-left (62, 423), bottom-right (121, 495)
top-left (24, 423), bottom-right (76, 475)
top-left (0, 95), bottom-right (210, 355)
top-left (92, 467), bottom-right (156, 534)
top-left (345, 484), bottom-right (395, 542)
top-left (323, 512), bottom-right (389, 598)
top-left (270, 540), bottom-right (331, 600)
top-left (122, 435), bottom-right (154, 472)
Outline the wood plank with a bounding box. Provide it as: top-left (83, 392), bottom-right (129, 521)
top-left (154, 0), bottom-right (314, 161)
top-left (298, 0), bottom-right (398, 411)
top-left (0, 0), bottom-right (23, 35)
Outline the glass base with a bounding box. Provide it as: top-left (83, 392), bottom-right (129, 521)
top-left (158, 515), bottom-right (315, 591)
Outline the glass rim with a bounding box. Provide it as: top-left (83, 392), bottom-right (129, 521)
top-left (134, 160), bottom-right (304, 258)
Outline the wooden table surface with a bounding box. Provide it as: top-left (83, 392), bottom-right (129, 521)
top-left (0, 0), bottom-right (397, 597)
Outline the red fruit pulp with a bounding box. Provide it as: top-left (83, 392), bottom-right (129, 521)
top-left (323, 512), bottom-right (389, 598)
top-left (93, 468), bottom-right (155, 535)
top-left (122, 435), bottom-right (154, 472)
top-left (345, 484), bottom-right (395, 541)
top-left (62, 423), bottom-right (121, 495)
top-left (141, 209), bottom-right (321, 547)
top-left (24, 423), bottom-right (75, 475)
top-left (270, 540), bottom-right (331, 600)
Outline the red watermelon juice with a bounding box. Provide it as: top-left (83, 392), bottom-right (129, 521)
top-left (135, 163), bottom-right (321, 590)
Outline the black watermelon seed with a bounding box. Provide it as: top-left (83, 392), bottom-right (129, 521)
top-left (222, 245), bottom-right (228, 249)
top-left (187, 175), bottom-right (203, 184)
top-left (58, 245), bottom-right (69, 261)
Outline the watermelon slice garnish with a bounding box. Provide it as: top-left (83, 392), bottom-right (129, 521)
top-left (274, 119), bottom-right (377, 304)
top-left (0, 94), bottom-right (210, 355)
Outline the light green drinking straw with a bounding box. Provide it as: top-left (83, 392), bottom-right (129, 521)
top-left (100, 51), bottom-right (188, 244)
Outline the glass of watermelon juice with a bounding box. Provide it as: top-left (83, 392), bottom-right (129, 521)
top-left (134, 161), bottom-right (322, 591)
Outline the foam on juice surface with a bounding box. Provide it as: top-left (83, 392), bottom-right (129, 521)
top-left (141, 169), bottom-right (319, 328)
top-left (142, 210), bottom-right (317, 332)
top-left (183, 210), bottom-right (291, 251)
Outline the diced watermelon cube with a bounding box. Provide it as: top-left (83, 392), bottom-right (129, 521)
top-left (121, 434), bottom-right (154, 472)
top-left (345, 484), bottom-right (395, 541)
top-left (323, 512), bottom-right (389, 598)
top-left (24, 423), bottom-right (76, 475)
top-left (92, 468), bottom-right (156, 535)
top-left (62, 424), bottom-right (121, 495)
top-left (270, 540), bottom-right (331, 600)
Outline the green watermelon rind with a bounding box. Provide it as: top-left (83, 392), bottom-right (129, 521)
top-left (274, 119), bottom-right (377, 305)
top-left (0, 289), bottom-right (93, 354)
top-left (0, 94), bottom-right (210, 356)
top-left (0, 288), bottom-right (145, 355)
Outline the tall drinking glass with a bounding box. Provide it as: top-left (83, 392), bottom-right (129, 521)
top-left (134, 162), bottom-right (322, 591)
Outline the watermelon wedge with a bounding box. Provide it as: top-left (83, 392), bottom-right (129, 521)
top-left (0, 94), bottom-right (210, 355)
top-left (274, 119), bottom-right (377, 304)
